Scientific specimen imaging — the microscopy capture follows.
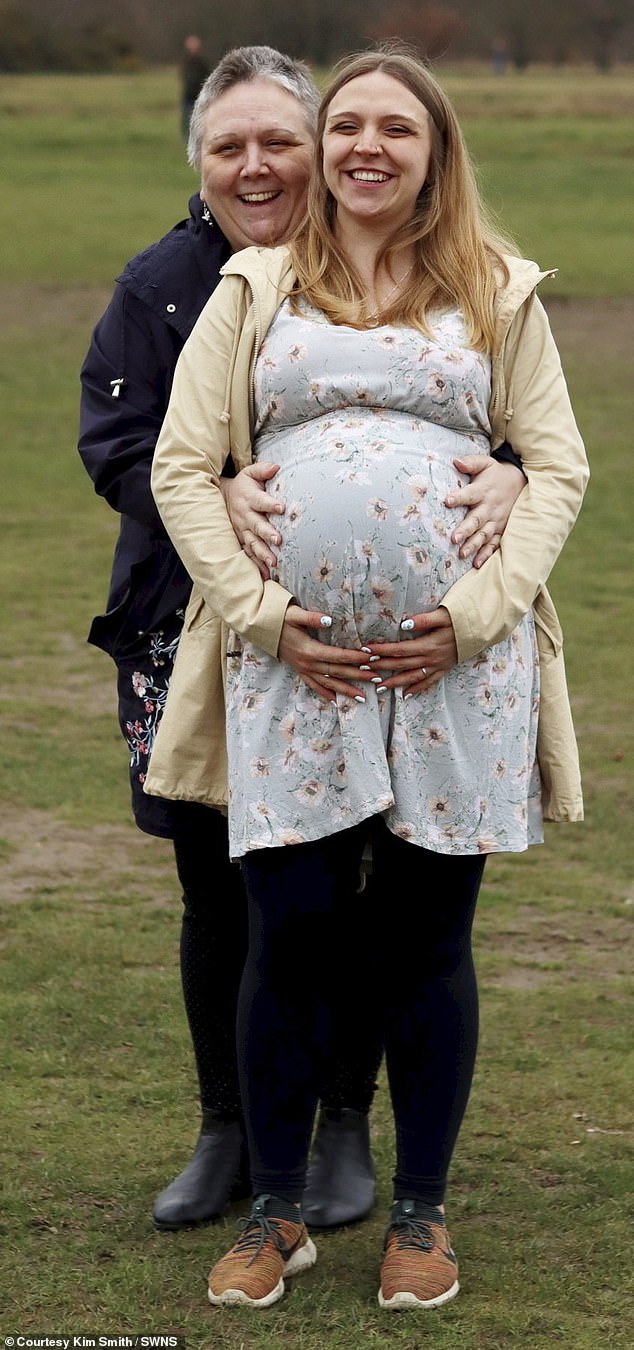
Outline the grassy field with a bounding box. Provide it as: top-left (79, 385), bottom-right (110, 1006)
top-left (1, 66), bottom-right (633, 1349)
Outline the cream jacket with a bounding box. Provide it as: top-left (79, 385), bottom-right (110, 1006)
top-left (146, 247), bottom-right (589, 821)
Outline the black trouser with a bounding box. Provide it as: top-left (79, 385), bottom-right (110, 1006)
top-left (239, 817), bottom-right (485, 1205)
top-left (173, 805), bottom-right (383, 1120)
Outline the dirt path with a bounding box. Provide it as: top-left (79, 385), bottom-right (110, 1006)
top-left (1, 802), bottom-right (174, 906)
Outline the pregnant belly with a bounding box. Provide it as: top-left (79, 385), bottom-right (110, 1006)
top-left (262, 420), bottom-right (484, 645)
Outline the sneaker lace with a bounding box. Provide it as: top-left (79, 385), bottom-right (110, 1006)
top-left (386, 1212), bottom-right (437, 1254)
top-left (233, 1212), bottom-right (290, 1267)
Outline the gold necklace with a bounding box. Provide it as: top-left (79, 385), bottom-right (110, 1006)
top-left (364, 263), bottom-right (415, 327)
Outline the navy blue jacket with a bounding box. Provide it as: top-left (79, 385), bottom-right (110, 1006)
top-left (78, 194), bottom-right (231, 658)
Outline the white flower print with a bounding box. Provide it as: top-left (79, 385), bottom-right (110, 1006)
top-left (422, 724), bottom-right (448, 748)
top-left (241, 691), bottom-right (266, 717)
top-left (285, 501), bottom-right (305, 529)
top-left (336, 467), bottom-right (372, 486)
top-left (392, 822), bottom-right (417, 841)
top-left (367, 497), bottom-right (389, 521)
top-left (406, 545), bottom-right (430, 571)
top-left (428, 372), bottom-right (448, 397)
top-left (314, 556), bottom-right (335, 585)
top-left (250, 757), bottom-right (271, 778)
top-left (355, 538), bottom-right (377, 563)
top-left (251, 800), bottom-right (273, 820)
top-left (371, 577), bottom-right (394, 606)
top-left (288, 343), bottom-right (307, 363)
top-left (399, 502), bottom-right (423, 526)
top-left (279, 713), bottom-right (296, 741)
top-left (476, 835), bottom-right (499, 853)
top-left (408, 476), bottom-right (429, 502)
top-left (295, 779), bottom-right (326, 806)
top-left (431, 516), bottom-right (451, 540)
top-left (281, 746), bottom-right (299, 773)
top-left (476, 683), bottom-right (494, 711)
top-left (278, 829), bottom-right (306, 845)
top-left (304, 737), bottom-right (337, 764)
top-left (244, 650), bottom-right (264, 669)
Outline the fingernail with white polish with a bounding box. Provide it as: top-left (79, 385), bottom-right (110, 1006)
top-left (360, 664), bottom-right (371, 671)
top-left (354, 695), bottom-right (366, 703)
top-left (371, 676), bottom-right (383, 684)
top-left (361, 646), bottom-right (372, 653)
top-left (401, 619), bottom-right (415, 631)
top-left (369, 655), bottom-right (381, 663)
top-left (320, 615), bottom-right (332, 628)
top-left (376, 685), bottom-right (387, 694)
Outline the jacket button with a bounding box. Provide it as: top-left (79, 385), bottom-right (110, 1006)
top-left (166, 303), bottom-right (176, 313)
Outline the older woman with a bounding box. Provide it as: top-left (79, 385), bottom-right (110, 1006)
top-left (149, 50), bottom-right (586, 1314)
top-left (78, 45), bottom-right (526, 1237)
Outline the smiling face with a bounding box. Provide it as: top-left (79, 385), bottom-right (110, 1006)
top-left (199, 78), bottom-right (314, 251)
top-left (322, 71), bottom-right (432, 237)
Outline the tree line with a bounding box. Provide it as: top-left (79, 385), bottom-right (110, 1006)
top-left (1, 0), bottom-right (632, 72)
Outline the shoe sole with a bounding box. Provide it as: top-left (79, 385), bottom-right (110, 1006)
top-left (378, 1277), bottom-right (460, 1310)
top-left (208, 1237), bottom-right (317, 1309)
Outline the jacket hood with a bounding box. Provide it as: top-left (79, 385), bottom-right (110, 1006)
top-left (495, 254), bottom-right (556, 337)
top-left (220, 244), bottom-right (294, 291)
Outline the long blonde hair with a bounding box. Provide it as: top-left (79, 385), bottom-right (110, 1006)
top-left (289, 48), bottom-right (516, 349)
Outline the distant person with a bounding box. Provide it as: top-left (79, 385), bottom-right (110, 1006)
top-left (78, 43), bottom-right (524, 1241)
top-left (148, 47), bottom-right (587, 1311)
top-left (180, 35), bottom-right (208, 139)
top-left (491, 38), bottom-right (507, 76)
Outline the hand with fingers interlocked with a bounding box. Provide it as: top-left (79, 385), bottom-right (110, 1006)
top-left (361, 607), bottom-right (458, 699)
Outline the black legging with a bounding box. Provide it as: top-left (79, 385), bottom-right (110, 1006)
top-left (173, 805), bottom-right (383, 1120)
top-left (239, 816), bottom-right (485, 1205)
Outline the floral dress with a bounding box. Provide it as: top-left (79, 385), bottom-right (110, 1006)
top-left (225, 299), bottom-right (543, 858)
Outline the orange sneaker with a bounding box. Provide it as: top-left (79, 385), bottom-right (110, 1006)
top-left (378, 1199), bottom-right (459, 1310)
top-left (208, 1194), bottom-right (317, 1308)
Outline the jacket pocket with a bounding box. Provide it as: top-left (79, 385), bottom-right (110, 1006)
top-left (184, 592), bottom-right (220, 632)
top-left (533, 586), bottom-right (563, 657)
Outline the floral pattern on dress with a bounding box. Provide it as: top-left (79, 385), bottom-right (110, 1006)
top-left (225, 301), bottom-right (542, 858)
top-left (123, 619), bottom-right (183, 786)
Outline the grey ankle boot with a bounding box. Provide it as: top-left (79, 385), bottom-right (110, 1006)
top-left (302, 1107), bottom-right (375, 1229)
top-left (153, 1115), bottom-right (250, 1230)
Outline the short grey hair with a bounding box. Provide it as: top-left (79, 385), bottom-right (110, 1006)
top-left (187, 45), bottom-right (320, 171)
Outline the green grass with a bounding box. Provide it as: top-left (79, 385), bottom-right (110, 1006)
top-left (0, 68), bottom-right (633, 1347)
